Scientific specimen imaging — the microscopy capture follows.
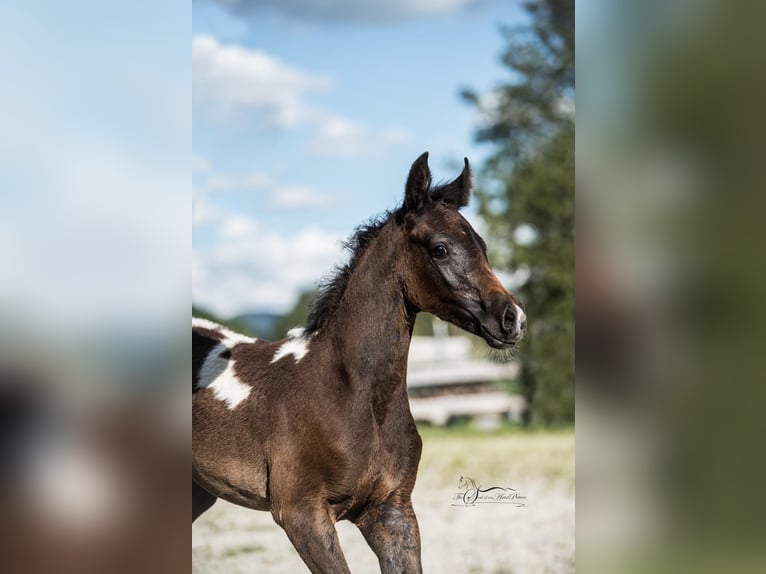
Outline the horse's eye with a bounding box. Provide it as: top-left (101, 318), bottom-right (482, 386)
top-left (431, 244), bottom-right (448, 259)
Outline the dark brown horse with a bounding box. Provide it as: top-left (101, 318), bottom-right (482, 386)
top-left (192, 152), bottom-right (526, 573)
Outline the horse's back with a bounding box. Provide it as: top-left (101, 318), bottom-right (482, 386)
top-left (192, 317), bottom-right (264, 391)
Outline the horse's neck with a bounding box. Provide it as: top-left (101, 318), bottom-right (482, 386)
top-left (329, 227), bottom-right (415, 419)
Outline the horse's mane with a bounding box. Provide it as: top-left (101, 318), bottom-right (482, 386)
top-left (304, 178), bottom-right (457, 335)
top-left (305, 210), bottom-right (399, 335)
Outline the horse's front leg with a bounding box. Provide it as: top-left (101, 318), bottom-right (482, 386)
top-left (354, 497), bottom-right (422, 574)
top-left (274, 504), bottom-right (351, 574)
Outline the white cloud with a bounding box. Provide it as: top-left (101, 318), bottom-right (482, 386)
top-left (205, 170), bottom-right (272, 192)
top-left (193, 162), bottom-right (334, 219)
top-left (192, 34), bottom-right (332, 126)
top-left (1, 140), bottom-right (189, 331)
top-left (194, 36), bottom-right (410, 157)
top-left (193, 187), bottom-right (225, 227)
top-left (193, 155), bottom-right (272, 193)
top-left (193, 211), bottom-right (346, 316)
top-left (271, 185), bottom-right (326, 209)
top-left (307, 116), bottom-right (411, 158)
top-left (203, 0), bottom-right (478, 23)
top-left (192, 160), bottom-right (337, 245)
top-left (192, 154), bottom-right (211, 173)
top-left (220, 214), bottom-right (258, 239)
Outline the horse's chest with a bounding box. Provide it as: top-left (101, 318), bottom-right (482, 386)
top-left (350, 431), bottom-right (419, 497)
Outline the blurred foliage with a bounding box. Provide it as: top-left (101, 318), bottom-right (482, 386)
top-left (270, 290), bottom-right (316, 340)
top-left (417, 422), bottom-right (574, 440)
top-left (413, 313), bottom-right (435, 336)
top-left (463, 0), bottom-right (574, 424)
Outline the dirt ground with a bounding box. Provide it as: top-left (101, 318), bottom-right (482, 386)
top-left (192, 429), bottom-right (574, 573)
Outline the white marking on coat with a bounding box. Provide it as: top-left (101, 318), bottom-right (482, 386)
top-left (514, 304), bottom-right (527, 333)
top-left (192, 317), bottom-right (222, 332)
top-left (192, 317), bottom-right (257, 344)
top-left (271, 331), bottom-right (310, 364)
top-left (286, 326), bottom-right (305, 339)
top-left (198, 342), bottom-right (252, 409)
top-left (194, 318), bottom-right (257, 410)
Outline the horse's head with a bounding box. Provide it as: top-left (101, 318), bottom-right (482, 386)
top-left (397, 152), bottom-right (526, 349)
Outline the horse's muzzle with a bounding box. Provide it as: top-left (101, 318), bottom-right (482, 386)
top-left (475, 296), bottom-right (526, 349)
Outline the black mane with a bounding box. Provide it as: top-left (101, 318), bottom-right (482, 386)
top-left (305, 210), bottom-right (397, 335)
top-left (304, 177), bottom-right (459, 336)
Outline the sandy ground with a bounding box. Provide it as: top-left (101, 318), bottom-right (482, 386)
top-left (192, 430), bottom-right (574, 573)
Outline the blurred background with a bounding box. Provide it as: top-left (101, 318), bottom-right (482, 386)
top-left (6, 0), bottom-right (765, 572)
top-left (192, 0), bottom-right (574, 572)
top-left (578, 1), bottom-right (766, 573)
top-left (0, 1), bottom-right (189, 573)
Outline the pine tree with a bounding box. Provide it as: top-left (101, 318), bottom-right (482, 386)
top-left (463, 0), bottom-right (574, 424)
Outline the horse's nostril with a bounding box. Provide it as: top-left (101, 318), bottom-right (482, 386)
top-left (502, 305), bottom-right (515, 333)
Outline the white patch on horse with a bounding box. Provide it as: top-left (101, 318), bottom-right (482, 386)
top-left (194, 319), bottom-right (257, 410)
top-left (198, 343), bottom-right (251, 409)
top-left (514, 303), bottom-right (527, 333)
top-left (271, 329), bottom-right (310, 364)
top-left (192, 317), bottom-right (257, 345)
top-left (286, 326), bottom-right (305, 339)
top-left (192, 317), bottom-right (222, 332)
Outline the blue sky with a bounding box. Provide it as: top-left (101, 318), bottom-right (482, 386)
top-left (193, 0), bottom-right (528, 317)
top-left (1, 1), bottom-right (189, 333)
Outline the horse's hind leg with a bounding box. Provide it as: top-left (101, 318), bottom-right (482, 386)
top-left (355, 498), bottom-right (422, 574)
top-left (193, 480), bottom-right (217, 522)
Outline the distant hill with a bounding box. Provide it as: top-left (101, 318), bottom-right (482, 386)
top-left (191, 305), bottom-right (254, 337)
top-left (234, 312), bottom-right (280, 340)
top-left (192, 305), bottom-right (282, 340)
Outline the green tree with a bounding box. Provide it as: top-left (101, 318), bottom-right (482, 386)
top-left (463, 0), bottom-right (574, 424)
top-left (270, 290), bottom-right (317, 340)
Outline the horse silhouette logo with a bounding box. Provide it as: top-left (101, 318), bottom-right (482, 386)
top-left (453, 475), bottom-right (527, 507)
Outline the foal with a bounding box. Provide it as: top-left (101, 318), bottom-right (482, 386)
top-left (192, 152), bottom-right (526, 573)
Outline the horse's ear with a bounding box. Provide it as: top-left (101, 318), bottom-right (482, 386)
top-left (403, 151), bottom-right (432, 212)
top-left (433, 157), bottom-right (472, 209)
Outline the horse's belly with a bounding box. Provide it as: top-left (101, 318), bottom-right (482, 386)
top-left (193, 390), bottom-right (271, 510)
top-left (193, 425), bottom-right (270, 509)
top-left (193, 456), bottom-right (271, 511)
